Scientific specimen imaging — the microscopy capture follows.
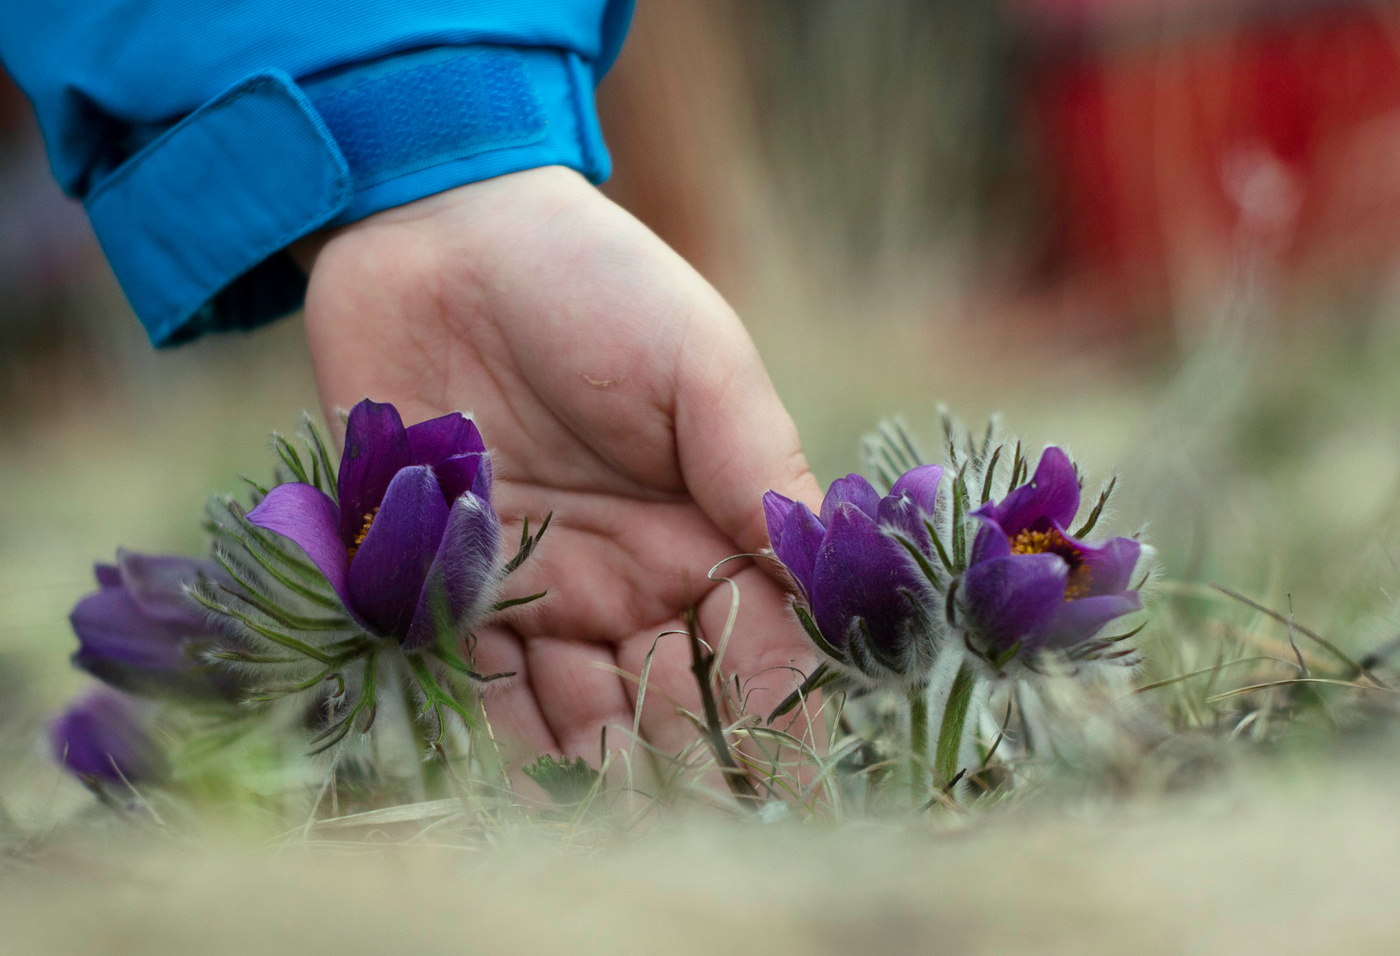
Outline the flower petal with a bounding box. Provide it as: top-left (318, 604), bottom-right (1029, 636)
top-left (774, 501), bottom-right (825, 597)
top-left (877, 494), bottom-right (930, 554)
top-left (49, 689), bottom-right (163, 783)
top-left (406, 412), bottom-right (485, 466)
top-left (968, 520), bottom-right (1012, 566)
top-left (71, 587), bottom-right (195, 673)
top-left (337, 399), bottom-right (411, 543)
top-left (980, 446), bottom-right (1080, 536)
top-left (94, 564), bottom-right (123, 589)
top-left (820, 474), bottom-right (881, 525)
top-left (70, 582), bottom-right (240, 701)
top-left (890, 464), bottom-right (945, 517)
top-left (810, 502), bottom-right (923, 658)
top-left (960, 553), bottom-right (1067, 653)
top-left (435, 452), bottom-right (491, 504)
top-left (763, 491), bottom-right (796, 550)
top-left (1075, 535), bottom-right (1142, 597)
top-left (348, 466), bottom-right (450, 638)
top-left (1044, 593), bottom-right (1142, 649)
top-left (113, 549), bottom-right (226, 626)
top-left (247, 483), bottom-right (351, 607)
top-left (403, 491), bottom-right (503, 650)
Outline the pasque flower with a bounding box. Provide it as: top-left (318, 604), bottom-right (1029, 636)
top-left (70, 550), bottom-right (243, 700)
top-left (49, 688), bottom-right (164, 784)
top-left (247, 399), bottom-right (502, 649)
top-left (764, 466), bottom-right (946, 683)
top-left (959, 447), bottom-right (1141, 658)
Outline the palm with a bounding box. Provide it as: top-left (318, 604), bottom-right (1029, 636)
top-left (299, 167), bottom-right (823, 785)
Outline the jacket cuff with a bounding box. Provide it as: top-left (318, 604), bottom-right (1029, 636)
top-left (85, 45), bottom-right (611, 347)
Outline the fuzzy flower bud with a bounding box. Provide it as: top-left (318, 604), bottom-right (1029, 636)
top-left (70, 550), bottom-right (244, 700)
top-left (49, 688), bottom-right (164, 784)
top-left (764, 466), bottom-right (946, 685)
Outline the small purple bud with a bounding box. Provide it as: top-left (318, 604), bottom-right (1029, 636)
top-left (49, 689), bottom-right (164, 785)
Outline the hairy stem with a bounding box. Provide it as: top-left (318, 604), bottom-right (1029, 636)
top-left (935, 660), bottom-right (979, 791)
top-left (908, 684), bottom-right (929, 804)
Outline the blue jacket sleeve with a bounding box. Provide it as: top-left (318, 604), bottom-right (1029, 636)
top-left (0, 1), bottom-right (635, 346)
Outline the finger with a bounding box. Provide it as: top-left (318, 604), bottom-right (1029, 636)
top-left (695, 564), bottom-right (822, 729)
top-left (472, 625), bottom-right (561, 773)
top-left (695, 564), bottom-right (827, 790)
top-left (672, 300), bottom-right (824, 555)
top-left (524, 635), bottom-right (637, 769)
top-left (614, 627), bottom-right (714, 789)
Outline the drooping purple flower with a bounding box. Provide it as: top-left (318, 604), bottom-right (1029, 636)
top-left (246, 400), bottom-right (502, 648)
top-left (70, 550), bottom-right (244, 700)
top-left (959, 447), bottom-right (1142, 657)
top-left (49, 688), bottom-right (164, 784)
top-left (765, 465), bottom-right (945, 683)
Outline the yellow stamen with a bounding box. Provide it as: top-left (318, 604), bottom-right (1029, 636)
top-left (346, 507), bottom-right (379, 560)
top-left (1009, 527), bottom-right (1092, 600)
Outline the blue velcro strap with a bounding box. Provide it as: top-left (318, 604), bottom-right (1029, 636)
top-left (86, 45), bottom-right (610, 347)
top-left (86, 71), bottom-right (351, 346)
top-left (303, 46), bottom-right (546, 191)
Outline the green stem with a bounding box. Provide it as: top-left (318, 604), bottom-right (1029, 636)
top-left (935, 660), bottom-right (979, 790)
top-left (908, 685), bottom-right (929, 804)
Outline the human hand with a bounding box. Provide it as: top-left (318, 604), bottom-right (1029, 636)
top-left (297, 166), bottom-right (824, 792)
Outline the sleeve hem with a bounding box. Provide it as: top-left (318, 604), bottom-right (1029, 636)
top-left (86, 44), bottom-right (611, 348)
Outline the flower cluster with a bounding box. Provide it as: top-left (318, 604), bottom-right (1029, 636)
top-left (50, 399), bottom-right (547, 793)
top-left (50, 551), bottom-right (237, 787)
top-left (195, 399), bottom-right (545, 752)
top-left (767, 427), bottom-right (1148, 688)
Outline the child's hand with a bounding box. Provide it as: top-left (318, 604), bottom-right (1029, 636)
top-left (298, 166), bottom-right (824, 779)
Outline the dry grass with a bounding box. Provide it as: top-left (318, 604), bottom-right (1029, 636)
top-left (5, 752), bottom-right (1400, 955)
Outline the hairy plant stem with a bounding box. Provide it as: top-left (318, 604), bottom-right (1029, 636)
top-left (684, 605), bottom-right (761, 810)
top-left (394, 659), bottom-right (432, 803)
top-left (908, 685), bottom-right (929, 804)
top-left (935, 660), bottom-right (979, 791)
top-left (470, 691), bottom-right (512, 800)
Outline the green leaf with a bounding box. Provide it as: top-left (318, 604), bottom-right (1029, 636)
top-left (523, 754), bottom-right (601, 807)
top-left (951, 463), bottom-right (970, 572)
top-left (301, 414), bottom-right (339, 502)
top-left (980, 444), bottom-right (1003, 505)
top-left (186, 587), bottom-right (335, 664)
top-left (502, 512), bottom-right (553, 576)
top-left (272, 434), bottom-right (311, 485)
top-left (793, 602), bottom-right (846, 663)
top-left (922, 518), bottom-right (956, 576)
top-left (1072, 476), bottom-right (1117, 539)
top-left (492, 591), bottom-right (547, 612)
top-left (890, 532), bottom-right (945, 594)
top-left (767, 661), bottom-right (841, 724)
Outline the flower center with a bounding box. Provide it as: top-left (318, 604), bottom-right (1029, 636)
top-left (1009, 527), bottom-right (1092, 600)
top-left (346, 507), bottom-right (379, 560)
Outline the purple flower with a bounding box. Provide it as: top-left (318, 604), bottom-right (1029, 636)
top-left (49, 688), bottom-right (164, 784)
top-left (960, 447), bottom-right (1141, 657)
top-left (70, 550), bottom-right (243, 700)
top-left (246, 399), bottom-right (502, 648)
top-left (764, 465), bottom-right (945, 682)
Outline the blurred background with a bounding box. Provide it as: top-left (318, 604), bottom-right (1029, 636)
top-left (8, 0), bottom-right (1400, 820)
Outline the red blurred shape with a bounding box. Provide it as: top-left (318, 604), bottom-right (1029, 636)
top-left (1021, 1), bottom-right (1400, 305)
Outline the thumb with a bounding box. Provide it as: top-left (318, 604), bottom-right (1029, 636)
top-left (673, 300), bottom-right (824, 554)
